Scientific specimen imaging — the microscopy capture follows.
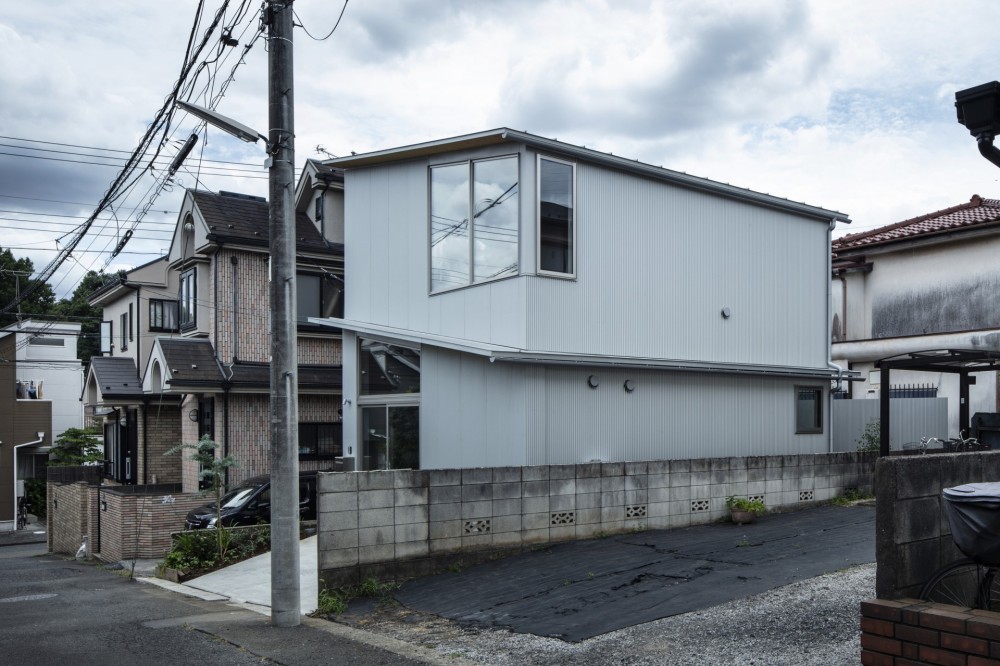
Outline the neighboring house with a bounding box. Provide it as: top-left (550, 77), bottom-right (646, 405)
top-left (831, 195), bottom-right (1000, 439)
top-left (318, 128), bottom-right (853, 471)
top-left (0, 319), bottom-right (82, 530)
top-left (83, 175), bottom-right (346, 492)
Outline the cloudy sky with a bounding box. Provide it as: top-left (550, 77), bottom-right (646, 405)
top-left (3, 0), bottom-right (1000, 299)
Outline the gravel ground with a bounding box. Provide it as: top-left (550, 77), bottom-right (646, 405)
top-left (336, 563), bottom-right (875, 665)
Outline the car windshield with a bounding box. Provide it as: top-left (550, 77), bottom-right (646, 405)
top-left (219, 486), bottom-right (258, 509)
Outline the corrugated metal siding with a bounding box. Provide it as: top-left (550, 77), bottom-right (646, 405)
top-left (525, 163), bottom-right (829, 368)
top-left (831, 398), bottom-right (948, 452)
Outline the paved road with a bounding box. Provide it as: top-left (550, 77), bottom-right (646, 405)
top-left (0, 543), bottom-right (434, 666)
top-left (392, 504), bottom-right (875, 642)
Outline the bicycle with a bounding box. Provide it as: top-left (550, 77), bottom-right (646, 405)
top-left (920, 482), bottom-right (1000, 610)
top-left (16, 497), bottom-right (28, 530)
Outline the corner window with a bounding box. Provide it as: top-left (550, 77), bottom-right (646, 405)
top-left (179, 269), bottom-right (196, 329)
top-left (296, 272), bottom-right (343, 324)
top-left (150, 299), bottom-right (179, 332)
top-left (538, 156), bottom-right (575, 277)
top-left (795, 386), bottom-right (823, 434)
top-left (430, 155), bottom-right (519, 292)
top-left (299, 423), bottom-right (343, 459)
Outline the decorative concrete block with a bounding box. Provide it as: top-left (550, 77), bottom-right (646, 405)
top-left (359, 489), bottom-right (394, 510)
top-left (492, 498), bottom-right (522, 517)
top-left (522, 480), bottom-right (550, 497)
top-left (395, 505), bottom-right (428, 525)
top-left (429, 519), bottom-right (462, 540)
top-left (429, 485), bottom-right (462, 504)
top-left (359, 471), bottom-right (394, 491)
top-left (492, 482), bottom-right (522, 500)
top-left (462, 483), bottom-right (492, 502)
top-left (461, 500), bottom-right (492, 519)
top-left (522, 465), bottom-right (549, 481)
top-left (395, 522), bottom-right (429, 543)
top-left (359, 525), bottom-right (393, 547)
top-left (492, 466), bottom-right (521, 483)
top-left (462, 468), bottom-right (492, 484)
top-left (394, 470), bottom-right (429, 489)
top-left (429, 502), bottom-right (461, 522)
top-left (550, 478), bottom-right (576, 496)
top-left (358, 508), bottom-right (394, 528)
top-left (522, 496), bottom-right (550, 514)
top-left (428, 469), bottom-right (461, 486)
top-left (319, 492), bottom-right (357, 514)
top-left (319, 472), bottom-right (357, 493)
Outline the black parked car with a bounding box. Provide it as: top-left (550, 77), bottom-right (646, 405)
top-left (184, 471), bottom-right (318, 529)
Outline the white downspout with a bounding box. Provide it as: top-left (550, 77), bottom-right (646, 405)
top-left (12, 432), bottom-right (44, 530)
top-left (827, 219), bottom-right (845, 453)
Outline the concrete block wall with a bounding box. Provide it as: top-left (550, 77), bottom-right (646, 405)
top-left (861, 598), bottom-right (1000, 665)
top-left (318, 452), bottom-right (875, 588)
top-left (874, 451), bottom-right (1000, 600)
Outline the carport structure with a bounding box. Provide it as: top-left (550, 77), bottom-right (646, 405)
top-left (875, 349), bottom-right (1000, 455)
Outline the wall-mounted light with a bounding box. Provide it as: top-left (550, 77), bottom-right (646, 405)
top-left (587, 375), bottom-right (600, 389)
top-left (100, 499), bottom-right (107, 512)
top-left (624, 379), bottom-right (635, 393)
top-left (721, 307), bottom-right (732, 319)
top-left (342, 398), bottom-right (352, 407)
top-left (189, 409), bottom-right (200, 422)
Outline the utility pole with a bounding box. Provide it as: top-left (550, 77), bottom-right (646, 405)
top-left (266, 0), bottom-right (300, 628)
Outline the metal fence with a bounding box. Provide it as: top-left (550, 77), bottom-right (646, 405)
top-left (831, 397), bottom-right (948, 452)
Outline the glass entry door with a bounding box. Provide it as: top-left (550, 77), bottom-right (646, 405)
top-left (360, 405), bottom-right (419, 470)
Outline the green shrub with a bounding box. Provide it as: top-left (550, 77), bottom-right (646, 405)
top-left (856, 420), bottom-right (880, 453)
top-left (726, 495), bottom-right (766, 514)
top-left (24, 478), bottom-right (47, 520)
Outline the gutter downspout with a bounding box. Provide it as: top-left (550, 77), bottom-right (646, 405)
top-left (13, 433), bottom-right (44, 528)
top-left (978, 135), bottom-right (1000, 169)
top-left (827, 218), bottom-right (846, 453)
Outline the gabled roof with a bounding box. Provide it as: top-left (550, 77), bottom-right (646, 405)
top-left (88, 356), bottom-right (143, 401)
top-left (189, 190), bottom-right (342, 255)
top-left (156, 338), bottom-right (225, 389)
top-left (326, 127), bottom-right (850, 224)
top-left (833, 195), bottom-right (1000, 254)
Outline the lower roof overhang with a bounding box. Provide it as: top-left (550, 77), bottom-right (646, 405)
top-left (314, 317), bottom-right (858, 381)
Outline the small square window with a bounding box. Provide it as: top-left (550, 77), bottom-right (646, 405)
top-left (795, 386), bottom-right (823, 434)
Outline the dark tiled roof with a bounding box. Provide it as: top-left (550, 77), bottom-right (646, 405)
top-left (229, 361), bottom-right (342, 390)
top-left (190, 190), bottom-right (342, 255)
top-left (90, 356), bottom-right (143, 398)
top-left (158, 339), bottom-right (224, 387)
top-left (833, 195), bottom-right (1000, 253)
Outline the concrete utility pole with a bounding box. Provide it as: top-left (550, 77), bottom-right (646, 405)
top-left (266, 0), bottom-right (300, 628)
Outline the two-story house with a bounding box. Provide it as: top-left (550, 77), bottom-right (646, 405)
top-left (83, 169), bottom-right (346, 492)
top-left (832, 195), bottom-right (1000, 441)
top-left (1, 319), bottom-right (82, 530)
top-left (317, 128), bottom-right (853, 471)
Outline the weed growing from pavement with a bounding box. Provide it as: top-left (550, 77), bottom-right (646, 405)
top-left (831, 488), bottom-right (874, 506)
top-left (316, 576), bottom-right (401, 615)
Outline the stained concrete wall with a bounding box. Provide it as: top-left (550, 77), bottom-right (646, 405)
top-left (874, 451), bottom-right (1000, 599)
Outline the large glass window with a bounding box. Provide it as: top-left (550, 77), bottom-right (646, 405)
top-left (299, 423), bottom-right (343, 459)
top-left (179, 269), bottom-right (196, 329)
top-left (296, 272), bottom-right (343, 324)
top-left (150, 299), bottom-right (179, 332)
top-left (795, 386), bottom-right (823, 434)
top-left (358, 337), bottom-right (420, 470)
top-left (359, 339), bottom-right (421, 395)
top-left (538, 156), bottom-right (575, 276)
top-left (430, 156), bottom-right (518, 292)
top-left (361, 405), bottom-right (419, 470)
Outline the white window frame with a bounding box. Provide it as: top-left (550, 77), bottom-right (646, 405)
top-left (536, 154), bottom-right (577, 279)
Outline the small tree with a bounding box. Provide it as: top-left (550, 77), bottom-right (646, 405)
top-left (49, 427), bottom-right (103, 466)
top-left (166, 435), bottom-right (236, 563)
top-left (856, 419), bottom-right (881, 453)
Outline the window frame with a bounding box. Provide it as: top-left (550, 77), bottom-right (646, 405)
top-left (149, 299), bottom-right (180, 333)
top-left (179, 268), bottom-right (197, 330)
top-left (428, 154), bottom-right (520, 294)
top-left (536, 154), bottom-right (577, 279)
top-left (119, 312), bottom-right (128, 351)
top-left (794, 385), bottom-right (824, 434)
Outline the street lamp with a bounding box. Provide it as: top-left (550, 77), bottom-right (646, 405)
top-left (955, 81), bottom-right (1000, 169)
top-left (174, 1), bottom-right (300, 627)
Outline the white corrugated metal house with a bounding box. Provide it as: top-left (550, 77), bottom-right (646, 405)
top-left (319, 128), bottom-right (852, 471)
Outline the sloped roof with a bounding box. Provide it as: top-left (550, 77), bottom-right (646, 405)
top-left (228, 361), bottom-right (342, 390)
top-left (189, 190), bottom-right (342, 255)
top-left (833, 195), bottom-right (1000, 253)
top-left (89, 356), bottom-right (143, 399)
top-left (157, 338), bottom-right (225, 388)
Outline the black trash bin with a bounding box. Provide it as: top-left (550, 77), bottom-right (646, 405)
top-left (943, 482), bottom-right (1000, 566)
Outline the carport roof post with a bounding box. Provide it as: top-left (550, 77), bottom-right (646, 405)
top-left (875, 349), bottom-right (1000, 455)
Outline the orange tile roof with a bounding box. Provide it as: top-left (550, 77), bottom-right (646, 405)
top-left (832, 195), bottom-right (1000, 253)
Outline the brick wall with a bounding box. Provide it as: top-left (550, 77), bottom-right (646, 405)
top-left (299, 337), bottom-right (342, 365)
top-left (98, 488), bottom-right (206, 562)
top-left (874, 451), bottom-right (1000, 599)
top-left (180, 394), bottom-right (202, 493)
top-left (143, 404), bottom-right (182, 485)
top-left (861, 598), bottom-right (1000, 665)
top-left (48, 481), bottom-right (92, 555)
top-left (318, 452), bottom-right (875, 588)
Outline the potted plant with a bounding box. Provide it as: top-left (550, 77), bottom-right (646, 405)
top-left (726, 495), bottom-right (766, 525)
